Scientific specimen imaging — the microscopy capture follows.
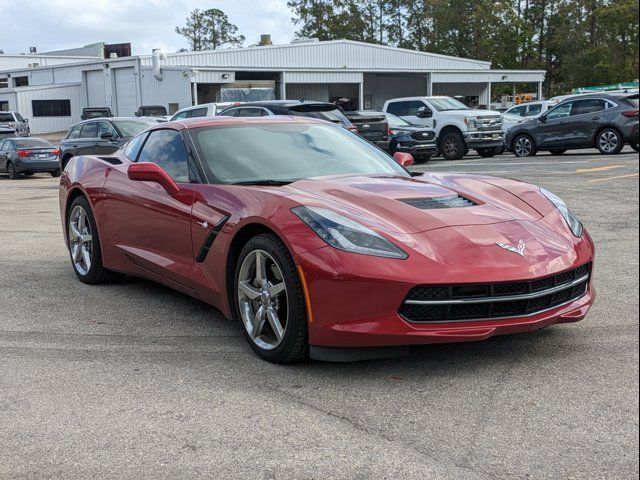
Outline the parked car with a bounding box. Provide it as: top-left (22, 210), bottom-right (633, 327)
top-left (135, 105), bottom-right (168, 118)
top-left (218, 101), bottom-right (358, 133)
top-left (0, 126), bottom-right (16, 139)
top-left (343, 111), bottom-right (390, 150)
top-left (384, 96), bottom-right (504, 159)
top-left (170, 102), bottom-right (243, 121)
top-left (0, 137), bottom-right (60, 179)
top-left (0, 111), bottom-right (30, 137)
top-left (59, 116), bottom-right (594, 363)
top-left (501, 101), bottom-right (552, 132)
top-left (81, 107), bottom-right (113, 120)
top-left (506, 93), bottom-right (639, 157)
top-left (59, 117), bottom-right (159, 170)
top-left (383, 112), bottom-right (437, 162)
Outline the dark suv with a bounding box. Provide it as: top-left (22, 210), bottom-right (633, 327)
top-left (218, 101), bottom-right (358, 133)
top-left (506, 93), bottom-right (639, 156)
top-left (343, 111), bottom-right (390, 150)
top-left (59, 117), bottom-right (158, 170)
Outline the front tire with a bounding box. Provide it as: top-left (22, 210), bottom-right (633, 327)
top-left (67, 196), bottom-right (121, 284)
top-left (596, 128), bottom-right (624, 154)
top-left (234, 234), bottom-right (308, 363)
top-left (632, 143), bottom-right (639, 152)
top-left (512, 134), bottom-right (537, 157)
top-left (476, 146), bottom-right (503, 158)
top-left (440, 131), bottom-right (466, 160)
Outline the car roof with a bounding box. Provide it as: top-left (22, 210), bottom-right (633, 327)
top-left (160, 115), bottom-right (331, 130)
top-left (71, 117), bottom-right (157, 126)
top-left (230, 100), bottom-right (335, 108)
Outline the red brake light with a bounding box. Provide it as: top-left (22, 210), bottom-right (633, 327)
top-left (622, 109), bottom-right (639, 118)
top-left (16, 150), bottom-right (30, 157)
top-left (52, 149), bottom-right (61, 156)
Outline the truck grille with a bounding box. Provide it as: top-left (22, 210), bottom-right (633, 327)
top-left (410, 131), bottom-right (436, 141)
top-left (400, 263), bottom-right (591, 323)
top-left (476, 116), bottom-right (503, 131)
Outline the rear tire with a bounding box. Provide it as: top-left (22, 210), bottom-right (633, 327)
top-left (549, 149), bottom-right (567, 155)
top-left (476, 146), bottom-right (503, 158)
top-left (67, 195), bottom-right (122, 284)
top-left (413, 155), bottom-right (431, 164)
top-left (51, 169), bottom-right (61, 178)
top-left (233, 233), bottom-right (308, 364)
top-left (440, 131), bottom-right (466, 160)
top-left (596, 128), bottom-right (624, 155)
top-left (7, 162), bottom-right (18, 180)
top-left (512, 134), bottom-right (537, 157)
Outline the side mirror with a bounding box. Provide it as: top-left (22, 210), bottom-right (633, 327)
top-left (417, 107), bottom-right (432, 118)
top-left (100, 132), bottom-right (114, 140)
top-left (393, 152), bottom-right (415, 168)
top-left (24, 118), bottom-right (29, 123)
top-left (128, 162), bottom-right (180, 196)
top-left (539, 115), bottom-right (547, 123)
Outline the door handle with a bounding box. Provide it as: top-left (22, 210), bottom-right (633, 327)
top-left (196, 220), bottom-right (209, 229)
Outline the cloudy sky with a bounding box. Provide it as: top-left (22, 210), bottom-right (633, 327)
top-left (0, 0), bottom-right (297, 55)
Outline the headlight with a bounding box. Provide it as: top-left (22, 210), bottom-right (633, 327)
top-left (292, 206), bottom-right (408, 259)
top-left (464, 117), bottom-right (478, 131)
top-left (541, 188), bottom-right (583, 237)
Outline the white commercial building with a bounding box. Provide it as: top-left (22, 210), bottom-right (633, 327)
top-left (0, 40), bottom-right (546, 134)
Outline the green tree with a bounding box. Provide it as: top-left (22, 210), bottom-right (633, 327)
top-left (176, 8), bottom-right (245, 51)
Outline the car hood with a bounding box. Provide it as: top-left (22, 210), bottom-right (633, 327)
top-left (391, 125), bottom-right (435, 133)
top-left (441, 109), bottom-right (500, 118)
top-left (283, 174), bottom-right (544, 235)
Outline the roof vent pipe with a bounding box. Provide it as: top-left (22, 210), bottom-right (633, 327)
top-left (152, 49), bottom-right (167, 81)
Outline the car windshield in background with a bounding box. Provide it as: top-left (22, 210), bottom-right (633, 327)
top-left (113, 120), bottom-right (156, 137)
top-left (192, 123), bottom-right (407, 184)
top-left (14, 139), bottom-right (52, 148)
top-left (142, 108), bottom-right (167, 116)
top-left (386, 113), bottom-right (411, 127)
top-left (429, 97), bottom-right (469, 111)
top-left (288, 107), bottom-right (349, 124)
top-left (0, 113), bottom-right (14, 122)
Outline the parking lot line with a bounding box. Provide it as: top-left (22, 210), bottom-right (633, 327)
top-left (586, 173), bottom-right (639, 183)
top-left (575, 165), bottom-right (624, 173)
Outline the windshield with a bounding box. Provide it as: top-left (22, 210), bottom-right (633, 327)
top-left (192, 123), bottom-right (407, 184)
top-left (288, 106), bottom-right (350, 125)
top-left (113, 120), bottom-right (156, 137)
top-left (0, 113), bottom-right (14, 122)
top-left (14, 139), bottom-right (52, 148)
top-left (385, 113), bottom-right (411, 127)
top-left (428, 97), bottom-right (469, 111)
top-left (142, 107), bottom-right (167, 116)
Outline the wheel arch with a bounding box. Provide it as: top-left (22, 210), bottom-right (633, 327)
top-left (592, 124), bottom-right (623, 147)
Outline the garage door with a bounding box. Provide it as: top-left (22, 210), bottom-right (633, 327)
top-left (113, 68), bottom-right (137, 116)
top-left (85, 70), bottom-right (106, 107)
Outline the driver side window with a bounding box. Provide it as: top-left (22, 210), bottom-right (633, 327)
top-left (137, 129), bottom-right (190, 183)
top-left (546, 102), bottom-right (573, 120)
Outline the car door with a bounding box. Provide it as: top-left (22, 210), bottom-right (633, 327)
top-left (72, 122), bottom-right (100, 156)
top-left (400, 101), bottom-right (434, 127)
top-left (568, 99), bottom-right (608, 147)
top-left (101, 128), bottom-right (198, 291)
top-left (0, 141), bottom-right (8, 171)
top-left (535, 101), bottom-right (575, 148)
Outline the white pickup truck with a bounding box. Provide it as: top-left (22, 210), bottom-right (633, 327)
top-left (383, 96), bottom-right (504, 160)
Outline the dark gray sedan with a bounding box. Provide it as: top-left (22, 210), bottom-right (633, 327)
top-left (0, 138), bottom-right (60, 179)
top-left (506, 93), bottom-right (639, 156)
top-left (59, 117), bottom-right (158, 170)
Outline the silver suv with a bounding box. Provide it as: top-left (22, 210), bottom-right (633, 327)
top-left (0, 111), bottom-right (29, 137)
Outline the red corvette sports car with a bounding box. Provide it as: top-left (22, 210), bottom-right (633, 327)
top-left (59, 116), bottom-right (595, 363)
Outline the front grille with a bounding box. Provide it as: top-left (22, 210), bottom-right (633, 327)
top-left (400, 195), bottom-right (476, 210)
top-left (410, 131), bottom-right (436, 141)
top-left (476, 116), bottom-right (503, 131)
top-left (400, 263), bottom-right (591, 323)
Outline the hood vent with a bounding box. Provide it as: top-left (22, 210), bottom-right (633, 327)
top-left (400, 195), bottom-right (476, 210)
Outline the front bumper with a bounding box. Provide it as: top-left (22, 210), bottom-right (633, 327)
top-left (395, 143), bottom-right (438, 158)
top-left (297, 224), bottom-right (595, 349)
top-left (464, 130), bottom-right (505, 149)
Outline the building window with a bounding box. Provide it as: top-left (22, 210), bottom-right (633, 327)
top-left (13, 76), bottom-right (29, 87)
top-left (32, 100), bottom-right (72, 117)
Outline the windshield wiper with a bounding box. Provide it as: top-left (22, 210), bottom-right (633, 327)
top-left (231, 179), bottom-right (294, 186)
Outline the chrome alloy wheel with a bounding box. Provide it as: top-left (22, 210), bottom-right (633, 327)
top-left (68, 205), bottom-right (93, 276)
top-left (237, 249), bottom-right (288, 351)
top-left (514, 136), bottom-right (533, 157)
top-left (598, 130), bottom-right (619, 153)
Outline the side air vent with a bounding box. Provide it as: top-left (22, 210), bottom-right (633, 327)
top-left (98, 157), bottom-right (123, 165)
top-left (400, 195), bottom-right (477, 210)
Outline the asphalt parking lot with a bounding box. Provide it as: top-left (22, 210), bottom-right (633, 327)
top-left (0, 149), bottom-right (638, 479)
